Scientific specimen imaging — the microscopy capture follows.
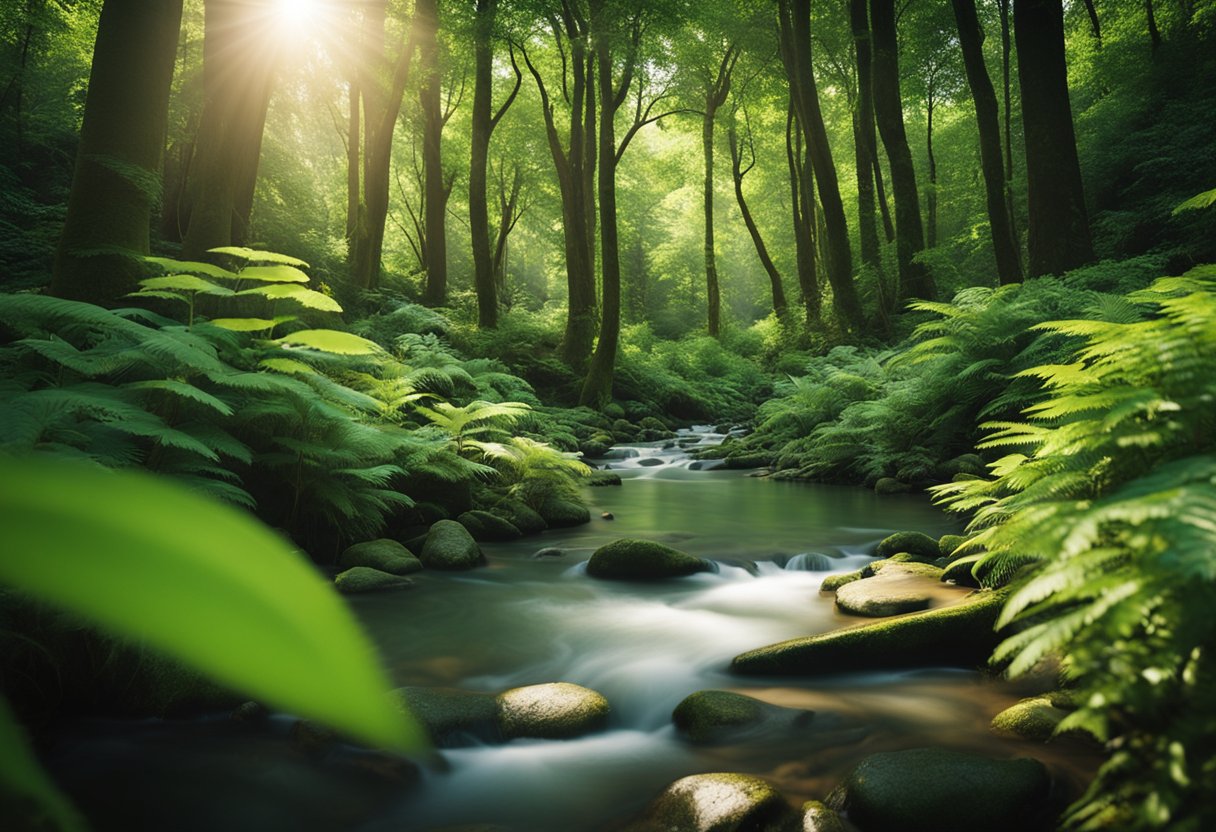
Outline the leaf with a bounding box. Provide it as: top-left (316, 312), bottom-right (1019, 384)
top-left (275, 329), bottom-right (382, 355)
top-left (0, 458), bottom-right (424, 752)
top-left (123, 380), bottom-right (234, 416)
top-left (144, 257), bottom-right (239, 281)
top-left (237, 284), bottom-right (342, 312)
top-left (238, 265), bottom-right (311, 284)
top-left (260, 357), bottom-right (319, 375)
top-left (0, 696), bottom-right (86, 832)
top-left (137, 275), bottom-right (234, 296)
top-left (209, 318), bottom-right (279, 332)
top-left (208, 246), bottom-right (310, 268)
top-left (1172, 188), bottom-right (1216, 215)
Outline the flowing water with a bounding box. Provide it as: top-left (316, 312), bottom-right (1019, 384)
top-left (44, 428), bottom-right (1101, 832)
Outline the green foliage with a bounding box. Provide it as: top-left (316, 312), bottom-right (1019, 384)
top-left (933, 265), bottom-right (1216, 831)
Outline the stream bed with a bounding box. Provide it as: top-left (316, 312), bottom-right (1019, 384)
top-left (44, 428), bottom-right (1101, 831)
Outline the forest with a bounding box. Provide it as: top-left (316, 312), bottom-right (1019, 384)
top-left (1, 0), bottom-right (1215, 829)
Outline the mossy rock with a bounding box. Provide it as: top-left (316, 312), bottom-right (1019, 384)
top-left (862, 560), bottom-right (943, 580)
top-left (874, 478), bottom-right (915, 495)
top-left (672, 690), bottom-right (813, 744)
top-left (334, 567), bottom-right (415, 594)
top-left (941, 558), bottom-right (981, 588)
top-left (827, 747), bottom-right (1052, 832)
top-left (457, 510), bottom-right (523, 542)
top-left (603, 402), bottom-right (626, 420)
top-left (875, 531), bottom-right (941, 559)
top-left (419, 520), bottom-right (486, 570)
top-left (611, 418), bottom-right (639, 440)
top-left (990, 697), bottom-right (1067, 742)
top-left (731, 590), bottom-right (1006, 676)
top-left (538, 497), bottom-right (591, 528)
top-left (835, 574), bottom-right (932, 618)
top-left (821, 570), bottom-right (864, 592)
top-left (799, 801), bottom-right (855, 832)
top-left (938, 535), bottom-right (969, 560)
top-left (589, 470), bottom-right (623, 487)
top-left (338, 539), bottom-right (422, 576)
top-left (622, 773), bottom-right (791, 832)
top-left (488, 500), bottom-right (547, 535)
top-left (639, 416), bottom-right (671, 433)
top-left (938, 453), bottom-right (987, 479)
top-left (393, 686), bottom-right (501, 746)
top-left (724, 452), bottom-right (773, 469)
top-left (581, 436), bottom-right (613, 458)
top-left (587, 538), bottom-right (714, 580)
top-left (496, 682), bottom-right (610, 740)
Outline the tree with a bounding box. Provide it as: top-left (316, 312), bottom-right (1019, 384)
top-left (951, 0), bottom-right (1023, 284)
top-left (699, 40), bottom-right (738, 338)
top-left (785, 97), bottom-right (820, 327)
top-left (181, 0), bottom-right (279, 259)
top-left (847, 0), bottom-right (882, 270)
top-left (1014, 0), bottom-right (1094, 277)
top-left (729, 102), bottom-right (787, 319)
top-left (418, 0), bottom-right (451, 306)
top-left (869, 0), bottom-right (935, 301)
top-left (50, 0), bottom-right (183, 304)
top-left (777, 0), bottom-right (863, 331)
top-left (469, 0), bottom-right (521, 328)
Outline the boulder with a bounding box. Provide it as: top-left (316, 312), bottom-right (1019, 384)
top-left (821, 570), bottom-right (864, 592)
top-left (457, 510), bottom-right (523, 542)
top-left (588, 471), bottom-right (623, 487)
top-left (489, 500), bottom-right (548, 535)
top-left (538, 497), bottom-right (591, 528)
top-left (862, 560), bottom-right (943, 580)
top-left (587, 538), bottom-right (714, 580)
top-left (637, 457), bottom-right (665, 467)
top-left (826, 747), bottom-right (1052, 832)
top-left (990, 697), bottom-right (1067, 742)
top-left (496, 682), bottom-right (610, 740)
top-left (419, 520), bottom-right (486, 570)
top-left (334, 567), bottom-right (415, 594)
top-left (835, 573), bottom-right (933, 618)
top-left (338, 539), bottom-right (422, 576)
top-left (875, 532), bottom-right (941, 560)
top-left (874, 478), bottom-right (914, 495)
top-left (937, 534), bottom-right (969, 559)
top-left (622, 773), bottom-right (790, 832)
top-left (731, 590), bottom-right (1006, 675)
top-left (393, 686), bottom-right (500, 746)
top-left (672, 690), bottom-right (813, 744)
top-left (800, 801), bottom-right (855, 832)
top-left (938, 453), bottom-right (987, 479)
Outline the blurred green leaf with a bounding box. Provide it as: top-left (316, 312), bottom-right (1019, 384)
top-left (0, 458), bottom-right (424, 752)
top-left (0, 696), bottom-right (86, 832)
top-left (210, 317), bottom-right (279, 332)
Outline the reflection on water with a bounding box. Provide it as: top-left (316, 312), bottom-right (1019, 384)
top-left (44, 431), bottom-right (1099, 832)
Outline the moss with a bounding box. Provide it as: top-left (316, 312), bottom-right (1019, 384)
top-left (338, 539), bottom-right (422, 576)
top-left (723, 452), bottom-right (773, 469)
top-left (941, 557), bottom-right (981, 588)
top-left (874, 477), bottom-right (915, 494)
top-left (875, 531), bottom-right (941, 559)
top-left (588, 470), bottom-right (623, 486)
top-left (538, 497), bottom-right (591, 528)
top-left (828, 747), bottom-right (1052, 832)
top-left (821, 570), bottom-right (864, 592)
top-left (488, 499), bottom-right (548, 535)
top-left (799, 801), bottom-right (851, 832)
top-left (938, 534), bottom-right (969, 559)
top-left (672, 690), bottom-right (765, 742)
top-left (587, 538), bottom-right (713, 580)
top-left (419, 520), bottom-right (486, 570)
top-left (496, 682), bottom-right (610, 740)
top-left (991, 697), bottom-right (1067, 741)
top-left (622, 773), bottom-right (790, 832)
top-left (334, 567), bottom-right (414, 594)
top-left (393, 687), bottom-right (500, 746)
top-left (835, 575), bottom-right (932, 617)
top-left (457, 510), bottom-right (522, 542)
top-left (732, 590), bottom-right (1007, 675)
top-left (863, 560), bottom-right (944, 580)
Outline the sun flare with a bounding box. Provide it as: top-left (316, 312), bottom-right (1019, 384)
top-left (274, 0), bottom-right (321, 32)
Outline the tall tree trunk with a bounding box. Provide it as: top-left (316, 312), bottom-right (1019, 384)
top-left (848, 0), bottom-right (881, 269)
top-left (952, 0), bottom-right (1023, 284)
top-left (786, 101), bottom-right (820, 327)
top-left (346, 74), bottom-right (360, 253)
top-left (730, 115), bottom-right (787, 319)
top-left (925, 93), bottom-right (937, 249)
top-left (1014, 0), bottom-right (1094, 277)
top-left (181, 0), bottom-right (277, 259)
top-left (873, 151), bottom-right (895, 242)
top-left (1146, 0), bottom-right (1162, 53)
top-left (51, 0), bottom-right (183, 304)
top-left (998, 0), bottom-right (1019, 251)
top-left (702, 46), bottom-right (736, 338)
top-left (468, 0), bottom-right (519, 328)
top-left (418, 0), bottom-right (447, 306)
top-left (778, 0), bottom-right (863, 331)
top-left (1082, 0), bottom-right (1101, 43)
top-left (492, 162), bottom-right (523, 290)
top-left (870, 0), bottom-right (935, 301)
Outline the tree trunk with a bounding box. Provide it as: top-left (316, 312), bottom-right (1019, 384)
top-left (418, 0), bottom-right (447, 306)
top-left (1082, 0), bottom-right (1101, 43)
top-left (1014, 0), bottom-right (1094, 277)
top-left (874, 151), bottom-right (895, 242)
top-left (952, 0), bottom-right (1023, 284)
top-left (848, 0), bottom-right (881, 269)
top-left (998, 0), bottom-right (1019, 251)
top-left (870, 0), bottom-right (935, 301)
top-left (925, 93), bottom-right (937, 249)
top-left (469, 0), bottom-right (497, 327)
top-left (779, 0), bottom-right (863, 331)
top-left (51, 0), bottom-right (183, 304)
top-left (786, 101), bottom-right (820, 327)
top-left (703, 103), bottom-right (721, 337)
top-left (1146, 0), bottom-right (1162, 53)
top-left (492, 162), bottom-right (523, 290)
top-left (730, 117), bottom-right (787, 319)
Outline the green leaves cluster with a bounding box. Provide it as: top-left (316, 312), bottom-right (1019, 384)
top-left (934, 265), bottom-right (1216, 831)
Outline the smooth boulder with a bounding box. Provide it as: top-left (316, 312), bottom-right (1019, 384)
top-left (827, 747), bottom-right (1052, 832)
top-left (622, 773), bottom-right (790, 832)
top-left (457, 510), bottom-right (523, 542)
top-left (672, 690), bottom-right (813, 744)
top-left (338, 539), bottom-right (422, 576)
top-left (587, 538), bottom-right (713, 580)
top-left (394, 686), bottom-right (499, 746)
top-left (496, 682), bottom-right (610, 740)
top-left (419, 520), bottom-right (485, 570)
top-left (490, 500), bottom-right (548, 534)
top-left (334, 567), bottom-right (414, 594)
top-left (538, 497), bottom-right (591, 528)
top-left (874, 531), bottom-right (941, 560)
top-left (732, 590), bottom-right (1006, 675)
top-left (990, 697), bottom-right (1067, 741)
top-left (835, 573), bottom-right (933, 617)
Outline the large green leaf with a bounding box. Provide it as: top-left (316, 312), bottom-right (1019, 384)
top-left (237, 284), bottom-right (342, 312)
top-left (208, 247), bottom-right (310, 268)
top-left (209, 317), bottom-right (279, 332)
top-left (275, 329), bottom-right (383, 355)
top-left (144, 257), bottom-right (239, 281)
top-left (238, 265), bottom-right (310, 284)
top-left (137, 274), bottom-right (233, 296)
top-left (0, 458), bottom-right (424, 752)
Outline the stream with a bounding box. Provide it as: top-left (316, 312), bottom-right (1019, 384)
top-left (43, 428), bottom-right (1101, 831)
